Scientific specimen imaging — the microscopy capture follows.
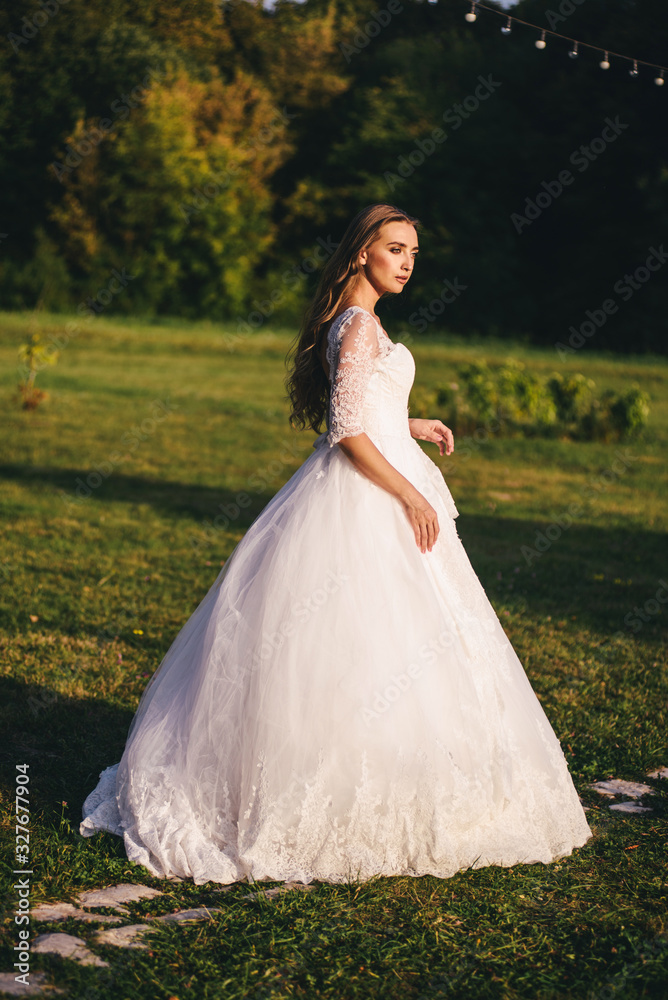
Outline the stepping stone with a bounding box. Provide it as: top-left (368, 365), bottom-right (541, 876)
top-left (157, 907), bottom-right (223, 924)
top-left (646, 766), bottom-right (668, 779)
top-left (93, 909), bottom-right (224, 947)
top-left (75, 884), bottom-right (164, 914)
top-left (609, 802), bottom-right (653, 815)
top-left (93, 924), bottom-right (154, 950)
top-left (244, 882), bottom-right (316, 901)
top-left (30, 902), bottom-right (121, 925)
top-left (32, 933), bottom-right (108, 968)
top-left (0, 971), bottom-right (64, 996)
top-left (589, 779), bottom-right (655, 799)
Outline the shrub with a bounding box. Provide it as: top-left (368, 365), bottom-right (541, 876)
top-left (417, 359), bottom-right (650, 442)
top-left (17, 332), bottom-right (58, 410)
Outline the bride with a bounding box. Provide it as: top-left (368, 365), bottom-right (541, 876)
top-left (80, 203), bottom-right (593, 885)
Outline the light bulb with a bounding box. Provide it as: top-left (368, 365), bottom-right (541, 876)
top-left (600, 51), bottom-right (610, 70)
top-left (465, 2), bottom-right (477, 21)
top-left (535, 31), bottom-right (546, 50)
top-left (569, 42), bottom-right (579, 59)
top-left (655, 70), bottom-right (665, 86)
top-left (629, 59), bottom-right (638, 77)
top-left (501, 17), bottom-right (512, 34)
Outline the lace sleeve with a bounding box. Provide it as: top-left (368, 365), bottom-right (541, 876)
top-left (326, 309), bottom-right (380, 448)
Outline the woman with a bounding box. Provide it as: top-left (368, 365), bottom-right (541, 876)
top-left (80, 203), bottom-right (593, 885)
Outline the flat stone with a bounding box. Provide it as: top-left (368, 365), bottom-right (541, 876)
top-left (589, 779), bottom-right (655, 799)
top-left (609, 801), bottom-right (653, 815)
top-left (157, 907), bottom-right (223, 924)
top-left (244, 882), bottom-right (316, 901)
top-left (93, 924), bottom-right (153, 950)
top-left (30, 902), bottom-right (121, 925)
top-left (646, 766), bottom-right (668, 779)
top-left (0, 971), bottom-right (64, 996)
top-left (32, 933), bottom-right (108, 968)
top-left (75, 884), bottom-right (164, 914)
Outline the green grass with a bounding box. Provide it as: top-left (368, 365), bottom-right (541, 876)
top-left (1, 309), bottom-right (667, 999)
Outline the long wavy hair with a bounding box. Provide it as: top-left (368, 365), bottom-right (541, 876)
top-left (284, 203), bottom-right (421, 435)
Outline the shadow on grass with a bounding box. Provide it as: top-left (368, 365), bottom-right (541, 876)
top-left (1, 461), bottom-right (666, 641)
top-left (457, 514), bottom-right (668, 640)
top-left (1, 673), bottom-right (134, 830)
top-left (0, 461), bottom-right (275, 523)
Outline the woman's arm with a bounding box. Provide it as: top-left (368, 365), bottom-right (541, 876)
top-left (325, 310), bottom-right (440, 553)
top-left (337, 432), bottom-right (439, 554)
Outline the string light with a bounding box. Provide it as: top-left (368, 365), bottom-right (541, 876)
top-left (462, 1), bottom-right (667, 88)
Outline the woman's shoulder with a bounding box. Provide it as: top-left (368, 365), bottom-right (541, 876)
top-left (326, 305), bottom-right (381, 342)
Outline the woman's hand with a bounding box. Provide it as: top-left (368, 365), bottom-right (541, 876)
top-left (336, 433), bottom-right (440, 551)
top-left (409, 418), bottom-right (454, 456)
top-left (401, 489), bottom-right (440, 553)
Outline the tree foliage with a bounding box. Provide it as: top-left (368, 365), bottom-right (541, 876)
top-left (0, 0), bottom-right (666, 351)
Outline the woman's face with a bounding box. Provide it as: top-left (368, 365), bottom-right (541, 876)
top-left (359, 220), bottom-right (419, 297)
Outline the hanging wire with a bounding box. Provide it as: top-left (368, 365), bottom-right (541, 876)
top-left (464, 0), bottom-right (668, 81)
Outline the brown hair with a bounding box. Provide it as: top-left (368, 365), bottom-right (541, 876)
top-left (284, 202), bottom-right (420, 435)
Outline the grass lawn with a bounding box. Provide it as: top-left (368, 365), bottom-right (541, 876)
top-left (1, 309), bottom-right (667, 999)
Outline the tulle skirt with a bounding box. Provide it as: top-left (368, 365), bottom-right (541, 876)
top-left (80, 429), bottom-right (593, 884)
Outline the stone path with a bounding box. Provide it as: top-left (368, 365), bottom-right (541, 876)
top-left (587, 766), bottom-right (665, 815)
top-left (1, 769), bottom-right (663, 997)
top-left (0, 879), bottom-right (316, 997)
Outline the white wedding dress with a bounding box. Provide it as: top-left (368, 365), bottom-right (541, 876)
top-left (80, 305), bottom-right (593, 885)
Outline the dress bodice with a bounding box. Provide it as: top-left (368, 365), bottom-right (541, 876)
top-left (324, 306), bottom-right (415, 447)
